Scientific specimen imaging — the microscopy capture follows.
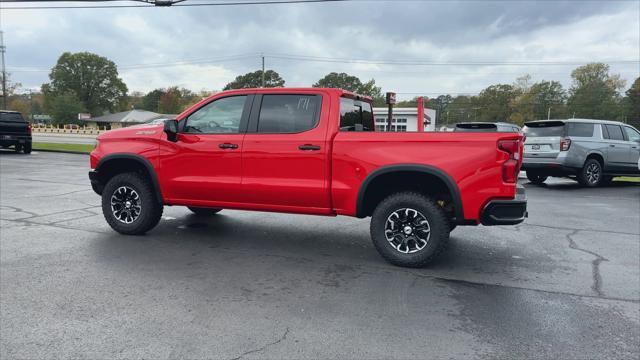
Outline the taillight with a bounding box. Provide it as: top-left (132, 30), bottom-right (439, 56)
top-left (498, 139), bottom-right (521, 183)
top-left (560, 137), bottom-right (571, 151)
top-left (27, 122), bottom-right (32, 135)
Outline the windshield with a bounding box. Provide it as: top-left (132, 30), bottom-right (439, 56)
top-left (523, 121), bottom-right (566, 137)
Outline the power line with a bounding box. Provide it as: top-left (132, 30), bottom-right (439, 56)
top-left (0, 0), bottom-right (351, 9)
top-left (9, 52), bottom-right (638, 73)
top-left (267, 53), bottom-right (640, 66)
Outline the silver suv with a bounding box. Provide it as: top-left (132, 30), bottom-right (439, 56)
top-left (522, 119), bottom-right (640, 187)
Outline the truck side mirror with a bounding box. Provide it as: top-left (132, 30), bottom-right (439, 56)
top-left (164, 120), bottom-right (178, 142)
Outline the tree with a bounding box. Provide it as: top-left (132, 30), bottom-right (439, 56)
top-left (42, 52), bottom-right (128, 116)
top-left (567, 63), bottom-right (625, 120)
top-left (141, 89), bottom-right (165, 112)
top-left (8, 97), bottom-right (31, 119)
top-left (223, 70), bottom-right (285, 90)
top-left (1, 73), bottom-right (22, 109)
top-left (313, 72), bottom-right (384, 104)
top-left (510, 81), bottom-right (567, 125)
top-left (475, 84), bottom-right (520, 121)
top-left (48, 93), bottom-right (86, 125)
top-left (624, 77), bottom-right (640, 128)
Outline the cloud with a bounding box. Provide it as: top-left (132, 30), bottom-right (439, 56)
top-left (3, 0), bottom-right (638, 99)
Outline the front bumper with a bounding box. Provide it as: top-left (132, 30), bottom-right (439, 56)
top-left (480, 185), bottom-right (527, 225)
top-left (88, 170), bottom-right (103, 195)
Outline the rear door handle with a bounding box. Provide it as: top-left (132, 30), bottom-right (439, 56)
top-left (298, 144), bottom-right (321, 151)
top-left (219, 143), bottom-right (238, 149)
top-left (609, 144), bottom-right (616, 147)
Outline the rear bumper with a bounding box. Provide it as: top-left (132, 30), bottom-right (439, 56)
top-left (480, 185), bottom-right (527, 225)
top-left (521, 161), bottom-right (579, 176)
top-left (88, 170), bottom-right (103, 195)
top-left (0, 135), bottom-right (31, 147)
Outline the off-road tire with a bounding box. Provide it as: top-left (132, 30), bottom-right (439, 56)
top-left (370, 192), bottom-right (450, 268)
top-left (577, 158), bottom-right (603, 187)
top-left (102, 172), bottom-right (163, 235)
top-left (526, 171), bottom-right (548, 185)
top-left (187, 207), bottom-right (222, 215)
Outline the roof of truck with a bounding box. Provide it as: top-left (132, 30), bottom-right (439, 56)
top-left (216, 87), bottom-right (373, 101)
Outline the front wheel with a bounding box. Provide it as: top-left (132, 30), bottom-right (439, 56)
top-left (526, 171), bottom-right (548, 185)
top-left (577, 159), bottom-right (602, 187)
top-left (187, 207), bottom-right (222, 216)
top-left (370, 192), bottom-right (450, 268)
top-left (101, 172), bottom-right (163, 235)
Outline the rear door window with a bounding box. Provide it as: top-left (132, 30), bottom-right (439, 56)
top-left (603, 124), bottom-right (625, 141)
top-left (523, 122), bottom-right (565, 137)
top-left (566, 123), bottom-right (594, 137)
top-left (340, 98), bottom-right (374, 132)
top-left (257, 95), bottom-right (321, 133)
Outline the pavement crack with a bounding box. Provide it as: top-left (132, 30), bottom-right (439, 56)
top-left (566, 229), bottom-right (608, 297)
top-left (523, 222), bottom-right (638, 236)
top-left (229, 327), bottom-right (289, 360)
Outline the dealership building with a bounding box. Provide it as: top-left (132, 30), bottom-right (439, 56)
top-left (372, 107), bottom-right (437, 132)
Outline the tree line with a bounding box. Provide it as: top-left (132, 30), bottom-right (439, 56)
top-left (2, 51), bottom-right (639, 128)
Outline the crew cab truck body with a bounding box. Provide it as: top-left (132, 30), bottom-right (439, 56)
top-left (0, 110), bottom-right (32, 154)
top-left (89, 88), bottom-right (526, 267)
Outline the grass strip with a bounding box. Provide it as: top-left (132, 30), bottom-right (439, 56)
top-left (33, 142), bottom-right (93, 154)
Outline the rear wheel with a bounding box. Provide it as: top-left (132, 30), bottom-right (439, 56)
top-left (526, 171), bottom-right (548, 185)
top-left (14, 143), bottom-right (22, 153)
top-left (23, 142), bottom-right (32, 154)
top-left (370, 192), bottom-right (449, 268)
top-left (578, 159), bottom-right (602, 187)
top-left (187, 207), bottom-right (222, 216)
top-left (101, 172), bottom-right (163, 235)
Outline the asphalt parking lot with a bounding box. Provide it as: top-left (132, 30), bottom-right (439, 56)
top-left (1, 151), bottom-right (639, 359)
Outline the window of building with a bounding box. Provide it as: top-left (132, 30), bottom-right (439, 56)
top-left (257, 95), bottom-right (320, 133)
top-left (340, 97), bottom-right (374, 131)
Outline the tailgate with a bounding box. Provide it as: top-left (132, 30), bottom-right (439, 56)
top-left (523, 121), bottom-right (565, 159)
top-left (524, 136), bottom-right (561, 158)
top-left (0, 121), bottom-right (29, 136)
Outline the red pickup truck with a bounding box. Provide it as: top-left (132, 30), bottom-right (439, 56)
top-left (89, 88), bottom-right (526, 267)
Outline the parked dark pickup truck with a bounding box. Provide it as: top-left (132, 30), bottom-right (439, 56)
top-left (0, 111), bottom-right (32, 154)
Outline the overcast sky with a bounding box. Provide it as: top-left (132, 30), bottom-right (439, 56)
top-left (2, 0), bottom-right (639, 99)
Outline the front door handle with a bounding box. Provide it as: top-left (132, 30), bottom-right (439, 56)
top-left (298, 144), bottom-right (321, 151)
top-left (219, 143), bottom-right (238, 149)
top-left (609, 144), bottom-right (616, 148)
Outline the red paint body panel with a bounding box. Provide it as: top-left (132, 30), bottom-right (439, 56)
top-left (90, 88), bottom-right (523, 222)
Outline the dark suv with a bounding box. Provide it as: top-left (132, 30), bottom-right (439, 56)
top-left (0, 111), bottom-right (32, 154)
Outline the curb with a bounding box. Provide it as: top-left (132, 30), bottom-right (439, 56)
top-left (32, 148), bottom-right (90, 155)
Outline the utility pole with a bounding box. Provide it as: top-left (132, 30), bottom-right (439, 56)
top-left (261, 53), bottom-right (265, 88)
top-left (547, 107), bottom-right (551, 120)
top-left (1, 31), bottom-right (6, 110)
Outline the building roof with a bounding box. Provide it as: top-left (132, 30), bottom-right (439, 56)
top-left (87, 110), bottom-right (176, 124)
